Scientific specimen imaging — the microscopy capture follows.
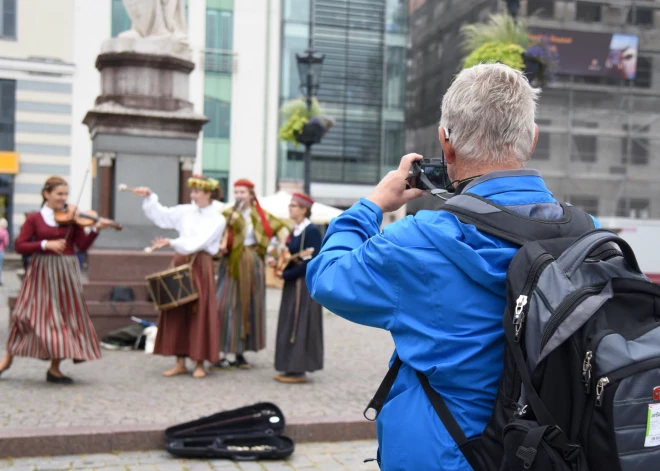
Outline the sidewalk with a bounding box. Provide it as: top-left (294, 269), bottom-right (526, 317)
top-left (0, 441), bottom-right (380, 471)
top-left (0, 268), bottom-right (392, 457)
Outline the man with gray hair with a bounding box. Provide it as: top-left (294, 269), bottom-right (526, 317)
top-left (306, 63), bottom-right (598, 470)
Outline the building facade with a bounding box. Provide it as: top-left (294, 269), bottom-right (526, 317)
top-left (1, 0), bottom-right (408, 242)
top-left (278, 0), bottom-right (408, 207)
top-left (0, 0), bottom-right (76, 243)
top-left (406, 0), bottom-right (660, 219)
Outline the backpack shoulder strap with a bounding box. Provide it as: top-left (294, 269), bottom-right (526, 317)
top-left (440, 193), bottom-right (595, 245)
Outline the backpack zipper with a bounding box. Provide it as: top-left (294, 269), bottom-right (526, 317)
top-left (540, 285), bottom-right (606, 351)
top-left (512, 254), bottom-right (554, 342)
top-left (595, 357), bottom-right (660, 407)
top-left (582, 351), bottom-right (593, 394)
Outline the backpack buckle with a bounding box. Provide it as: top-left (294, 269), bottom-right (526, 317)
top-left (546, 427), bottom-right (581, 461)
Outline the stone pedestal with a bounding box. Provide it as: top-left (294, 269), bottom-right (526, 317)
top-left (83, 37), bottom-right (207, 250)
top-left (80, 38), bottom-right (208, 333)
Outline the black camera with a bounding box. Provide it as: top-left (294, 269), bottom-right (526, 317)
top-left (407, 158), bottom-right (451, 193)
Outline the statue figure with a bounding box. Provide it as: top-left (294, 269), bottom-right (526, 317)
top-left (119, 0), bottom-right (188, 44)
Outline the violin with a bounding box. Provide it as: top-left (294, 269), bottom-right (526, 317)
top-left (54, 204), bottom-right (123, 231)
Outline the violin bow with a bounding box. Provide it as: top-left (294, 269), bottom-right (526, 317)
top-left (63, 168), bottom-right (91, 242)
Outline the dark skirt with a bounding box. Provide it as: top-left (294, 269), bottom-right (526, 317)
top-left (153, 252), bottom-right (219, 363)
top-left (274, 276), bottom-right (324, 374)
top-left (7, 254), bottom-right (102, 361)
top-left (216, 246), bottom-right (266, 353)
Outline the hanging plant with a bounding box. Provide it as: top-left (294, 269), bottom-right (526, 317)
top-left (523, 38), bottom-right (560, 85)
top-left (278, 97), bottom-right (334, 147)
top-left (463, 41), bottom-right (526, 71)
top-left (460, 13), bottom-right (529, 54)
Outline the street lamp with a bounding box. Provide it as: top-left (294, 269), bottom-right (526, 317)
top-left (296, 48), bottom-right (325, 196)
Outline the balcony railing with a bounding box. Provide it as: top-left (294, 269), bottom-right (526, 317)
top-left (202, 49), bottom-right (236, 74)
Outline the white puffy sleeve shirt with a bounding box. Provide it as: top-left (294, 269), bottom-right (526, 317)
top-left (142, 193), bottom-right (226, 256)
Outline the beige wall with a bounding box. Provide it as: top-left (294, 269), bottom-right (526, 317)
top-left (0, 0), bottom-right (74, 61)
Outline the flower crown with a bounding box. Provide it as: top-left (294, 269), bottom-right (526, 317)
top-left (187, 174), bottom-right (219, 192)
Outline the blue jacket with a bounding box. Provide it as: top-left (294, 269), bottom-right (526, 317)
top-left (306, 170), bottom-right (599, 470)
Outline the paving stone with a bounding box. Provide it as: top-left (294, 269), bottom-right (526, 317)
top-left (0, 271), bottom-right (393, 431)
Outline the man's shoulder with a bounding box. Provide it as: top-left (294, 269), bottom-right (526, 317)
top-left (382, 209), bottom-right (463, 246)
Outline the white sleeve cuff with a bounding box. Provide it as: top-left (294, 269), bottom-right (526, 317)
top-left (41, 240), bottom-right (47, 250)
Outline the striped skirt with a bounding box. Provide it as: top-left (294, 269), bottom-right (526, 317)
top-left (7, 254), bottom-right (102, 361)
top-left (216, 246), bottom-right (266, 353)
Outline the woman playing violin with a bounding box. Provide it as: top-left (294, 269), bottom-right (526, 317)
top-left (0, 176), bottom-right (114, 384)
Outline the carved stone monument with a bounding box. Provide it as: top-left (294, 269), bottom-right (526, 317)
top-left (80, 0), bottom-right (208, 337)
top-left (84, 0), bottom-right (207, 249)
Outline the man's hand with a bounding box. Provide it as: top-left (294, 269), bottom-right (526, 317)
top-left (367, 153), bottom-right (426, 213)
top-left (46, 239), bottom-right (66, 254)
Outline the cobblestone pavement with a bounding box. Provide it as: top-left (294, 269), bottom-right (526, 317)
top-left (0, 269), bottom-right (393, 430)
top-left (0, 441), bottom-right (380, 470)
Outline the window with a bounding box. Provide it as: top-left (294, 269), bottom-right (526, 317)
top-left (576, 2), bottom-right (601, 23)
top-left (617, 199), bottom-right (650, 219)
top-left (205, 9), bottom-right (233, 73)
top-left (204, 97), bottom-right (231, 139)
top-left (569, 196), bottom-right (599, 216)
top-left (0, 79), bottom-right (15, 151)
top-left (571, 135), bottom-right (597, 163)
top-left (111, 0), bottom-right (131, 38)
top-left (621, 124), bottom-right (649, 165)
top-left (527, 0), bottom-right (555, 19)
top-left (206, 9), bottom-right (232, 51)
top-left (533, 132), bottom-right (551, 160)
top-left (385, 47), bottom-right (406, 109)
top-left (383, 121), bottom-right (405, 168)
top-left (386, 0), bottom-right (408, 33)
top-left (627, 7), bottom-right (654, 27)
top-left (0, 0), bottom-right (16, 39)
top-left (634, 56), bottom-right (652, 89)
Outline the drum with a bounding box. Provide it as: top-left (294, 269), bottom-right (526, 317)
top-left (146, 260), bottom-right (198, 311)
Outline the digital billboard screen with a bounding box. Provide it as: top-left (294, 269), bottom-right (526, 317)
top-left (527, 27), bottom-right (639, 80)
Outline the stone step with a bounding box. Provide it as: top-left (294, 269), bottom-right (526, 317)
top-left (86, 301), bottom-right (159, 338)
top-left (86, 249), bottom-right (173, 283)
top-left (82, 281), bottom-right (152, 303)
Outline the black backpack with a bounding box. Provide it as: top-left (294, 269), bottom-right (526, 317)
top-left (365, 193), bottom-right (660, 471)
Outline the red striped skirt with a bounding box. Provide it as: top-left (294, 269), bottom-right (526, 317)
top-left (7, 254), bottom-right (102, 361)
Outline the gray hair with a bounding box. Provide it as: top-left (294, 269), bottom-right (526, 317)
top-left (440, 63), bottom-right (540, 165)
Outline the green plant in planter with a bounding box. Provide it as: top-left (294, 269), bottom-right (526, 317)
top-left (278, 97), bottom-right (325, 146)
top-left (463, 41), bottom-right (526, 71)
top-left (279, 108), bottom-right (308, 146)
top-left (460, 13), bottom-right (529, 54)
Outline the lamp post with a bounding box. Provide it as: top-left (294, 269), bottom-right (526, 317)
top-left (296, 48), bottom-right (325, 196)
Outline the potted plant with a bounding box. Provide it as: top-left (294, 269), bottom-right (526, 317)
top-left (278, 97), bottom-right (334, 147)
top-left (460, 12), bottom-right (559, 85)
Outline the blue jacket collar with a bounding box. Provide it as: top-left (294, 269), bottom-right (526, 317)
top-left (458, 169), bottom-right (552, 198)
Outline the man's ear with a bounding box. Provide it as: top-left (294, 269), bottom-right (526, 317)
top-left (529, 124), bottom-right (539, 157)
top-left (439, 126), bottom-right (456, 165)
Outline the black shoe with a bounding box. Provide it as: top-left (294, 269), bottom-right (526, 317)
top-left (233, 355), bottom-right (251, 370)
top-left (210, 358), bottom-right (233, 370)
top-left (46, 371), bottom-right (73, 384)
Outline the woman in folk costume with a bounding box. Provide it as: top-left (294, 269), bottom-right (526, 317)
top-left (272, 193), bottom-right (324, 383)
top-left (214, 179), bottom-right (288, 370)
top-left (0, 177), bottom-right (112, 384)
top-left (131, 175), bottom-right (225, 379)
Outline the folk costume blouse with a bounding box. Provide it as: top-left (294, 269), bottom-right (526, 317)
top-left (15, 206), bottom-right (98, 255)
top-left (142, 193), bottom-right (225, 255)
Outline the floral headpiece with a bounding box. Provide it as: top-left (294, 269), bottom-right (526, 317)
top-left (187, 174), bottom-right (219, 192)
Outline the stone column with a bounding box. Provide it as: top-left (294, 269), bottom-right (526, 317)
top-left (96, 152), bottom-right (116, 218)
top-left (179, 156), bottom-right (195, 204)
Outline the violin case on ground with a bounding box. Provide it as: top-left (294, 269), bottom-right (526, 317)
top-left (164, 402), bottom-right (295, 461)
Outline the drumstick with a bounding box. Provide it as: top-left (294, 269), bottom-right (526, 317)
top-left (118, 183), bottom-right (138, 192)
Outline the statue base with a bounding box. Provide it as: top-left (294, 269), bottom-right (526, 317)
top-left (101, 36), bottom-right (192, 61)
